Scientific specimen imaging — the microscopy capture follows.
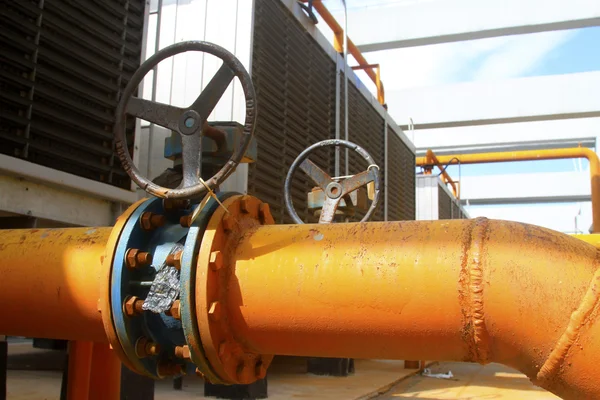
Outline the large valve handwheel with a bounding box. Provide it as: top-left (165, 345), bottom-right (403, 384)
top-left (284, 139), bottom-right (382, 224)
top-left (114, 41), bottom-right (256, 199)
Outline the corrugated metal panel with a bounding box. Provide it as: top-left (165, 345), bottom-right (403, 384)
top-left (250, 0), bottom-right (415, 223)
top-left (249, 0), bottom-right (335, 224)
top-left (0, 0), bottom-right (143, 190)
top-left (338, 77), bottom-right (386, 221)
top-left (438, 182), bottom-right (466, 219)
top-left (387, 128), bottom-right (416, 221)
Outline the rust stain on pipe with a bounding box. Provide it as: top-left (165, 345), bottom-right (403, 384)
top-left (215, 216), bottom-right (600, 399)
top-left (459, 218), bottom-right (491, 364)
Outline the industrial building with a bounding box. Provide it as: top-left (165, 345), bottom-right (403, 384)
top-left (0, 0), bottom-right (598, 399)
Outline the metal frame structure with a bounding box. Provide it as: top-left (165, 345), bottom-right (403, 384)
top-left (417, 148), bottom-right (600, 232)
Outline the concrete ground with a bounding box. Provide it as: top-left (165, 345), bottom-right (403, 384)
top-left (6, 342), bottom-right (558, 399)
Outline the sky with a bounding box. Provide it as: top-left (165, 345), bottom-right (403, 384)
top-left (316, 1), bottom-right (600, 232)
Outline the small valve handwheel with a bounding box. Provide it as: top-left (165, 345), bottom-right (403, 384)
top-left (284, 139), bottom-right (382, 224)
top-left (114, 41), bottom-right (256, 199)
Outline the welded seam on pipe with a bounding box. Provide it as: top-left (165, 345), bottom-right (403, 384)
top-left (459, 217), bottom-right (491, 364)
top-left (536, 256), bottom-right (600, 383)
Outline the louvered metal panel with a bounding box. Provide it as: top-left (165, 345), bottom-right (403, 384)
top-left (250, 0), bottom-right (415, 223)
top-left (249, 0), bottom-right (335, 224)
top-left (438, 182), bottom-right (467, 219)
top-left (0, 0), bottom-right (143, 189)
top-left (387, 127), bottom-right (416, 221)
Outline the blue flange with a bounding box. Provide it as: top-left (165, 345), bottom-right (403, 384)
top-left (110, 197), bottom-right (192, 378)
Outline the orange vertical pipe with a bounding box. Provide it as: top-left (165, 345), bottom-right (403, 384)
top-left (416, 148), bottom-right (600, 232)
top-left (67, 341), bottom-right (94, 400)
top-left (0, 227), bottom-right (111, 341)
top-left (88, 343), bottom-right (121, 400)
top-left (221, 218), bottom-right (600, 399)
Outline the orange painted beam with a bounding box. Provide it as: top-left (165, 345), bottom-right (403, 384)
top-left (417, 148), bottom-right (600, 232)
top-left (67, 341), bottom-right (94, 400)
top-left (0, 227), bottom-right (111, 342)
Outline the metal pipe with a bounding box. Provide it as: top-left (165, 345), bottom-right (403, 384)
top-left (221, 218), bottom-right (600, 399)
top-left (420, 149), bottom-right (459, 198)
top-left (303, 0), bottom-right (385, 105)
top-left (67, 341), bottom-right (94, 400)
top-left (0, 227), bottom-right (111, 341)
top-left (416, 148), bottom-right (600, 232)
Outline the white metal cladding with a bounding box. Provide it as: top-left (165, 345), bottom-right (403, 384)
top-left (416, 175), bottom-right (469, 221)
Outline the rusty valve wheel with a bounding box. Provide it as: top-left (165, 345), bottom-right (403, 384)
top-left (284, 139), bottom-right (382, 224)
top-left (114, 41), bottom-right (256, 199)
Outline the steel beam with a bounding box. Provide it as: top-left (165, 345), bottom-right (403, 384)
top-left (389, 72), bottom-right (600, 130)
top-left (339, 0), bottom-right (600, 52)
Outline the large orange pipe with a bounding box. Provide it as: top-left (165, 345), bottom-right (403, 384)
top-left (224, 218), bottom-right (600, 399)
top-left (0, 227), bottom-right (111, 342)
top-left (417, 148), bottom-right (600, 232)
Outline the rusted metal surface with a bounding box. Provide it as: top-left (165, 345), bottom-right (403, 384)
top-left (125, 249), bottom-right (152, 269)
top-left (0, 227), bottom-right (111, 341)
top-left (195, 195), bottom-right (275, 384)
top-left (197, 214), bottom-right (600, 399)
top-left (140, 212), bottom-right (166, 231)
top-left (417, 148), bottom-right (600, 231)
top-left (123, 296), bottom-right (145, 317)
top-left (114, 41), bottom-right (256, 200)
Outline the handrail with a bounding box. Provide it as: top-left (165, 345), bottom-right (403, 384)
top-left (416, 147), bottom-right (600, 233)
top-left (301, 1), bottom-right (386, 105)
top-left (420, 149), bottom-right (460, 198)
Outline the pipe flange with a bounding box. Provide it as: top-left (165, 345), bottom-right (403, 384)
top-left (179, 192), bottom-right (237, 384)
top-left (195, 195), bottom-right (275, 384)
top-left (104, 197), bottom-right (192, 379)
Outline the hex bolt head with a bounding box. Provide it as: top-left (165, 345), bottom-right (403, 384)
top-left (124, 296), bottom-right (145, 317)
top-left (255, 361), bottom-right (267, 380)
top-left (240, 196), bottom-right (250, 213)
top-left (175, 345), bottom-right (191, 360)
top-left (135, 337), bottom-right (161, 358)
top-left (208, 301), bottom-right (222, 322)
top-left (125, 248), bottom-right (152, 269)
top-left (141, 212), bottom-right (166, 231)
top-left (166, 300), bottom-right (181, 320)
top-left (209, 251), bottom-right (223, 271)
top-left (259, 203), bottom-right (273, 224)
top-left (180, 215), bottom-right (192, 228)
top-left (157, 361), bottom-right (184, 377)
top-left (166, 250), bottom-right (183, 270)
top-left (222, 215), bottom-right (235, 232)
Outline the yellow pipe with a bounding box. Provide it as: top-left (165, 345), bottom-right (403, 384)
top-left (573, 234), bottom-right (600, 248)
top-left (417, 148), bottom-right (600, 232)
top-left (0, 227), bottom-right (111, 342)
top-left (218, 217), bottom-right (600, 399)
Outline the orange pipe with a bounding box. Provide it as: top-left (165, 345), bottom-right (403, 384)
top-left (67, 341), bottom-right (94, 400)
top-left (305, 0), bottom-right (385, 105)
top-left (420, 149), bottom-right (459, 198)
top-left (0, 227), bottom-right (111, 341)
top-left (221, 218), bottom-right (600, 399)
top-left (416, 148), bottom-right (600, 232)
top-left (88, 343), bottom-right (121, 400)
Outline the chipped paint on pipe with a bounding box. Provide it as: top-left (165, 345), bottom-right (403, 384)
top-left (224, 217), bottom-right (600, 399)
top-left (416, 148), bottom-right (600, 232)
top-left (0, 227), bottom-right (111, 342)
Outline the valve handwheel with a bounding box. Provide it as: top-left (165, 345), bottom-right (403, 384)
top-left (284, 139), bottom-right (382, 224)
top-left (114, 41), bottom-right (256, 199)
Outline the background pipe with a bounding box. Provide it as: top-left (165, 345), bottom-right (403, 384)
top-left (215, 217), bottom-right (600, 399)
top-left (416, 148), bottom-right (600, 232)
top-left (0, 227), bottom-right (111, 342)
